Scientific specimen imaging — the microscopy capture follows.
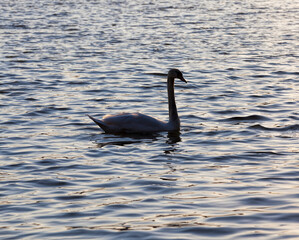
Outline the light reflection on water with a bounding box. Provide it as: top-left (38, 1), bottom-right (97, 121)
top-left (0, 0), bottom-right (299, 239)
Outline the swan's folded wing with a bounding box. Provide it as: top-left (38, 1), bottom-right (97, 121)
top-left (103, 112), bottom-right (167, 133)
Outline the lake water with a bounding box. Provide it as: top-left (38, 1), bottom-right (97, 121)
top-left (1, 0), bottom-right (298, 239)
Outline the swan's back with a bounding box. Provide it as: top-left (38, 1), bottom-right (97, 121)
top-left (102, 112), bottom-right (167, 133)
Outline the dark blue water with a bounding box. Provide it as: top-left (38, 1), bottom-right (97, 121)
top-left (1, 0), bottom-right (298, 239)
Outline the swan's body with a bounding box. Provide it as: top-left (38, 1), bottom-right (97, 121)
top-left (88, 69), bottom-right (187, 134)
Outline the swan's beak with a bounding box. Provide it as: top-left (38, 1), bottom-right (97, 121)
top-left (180, 77), bottom-right (187, 83)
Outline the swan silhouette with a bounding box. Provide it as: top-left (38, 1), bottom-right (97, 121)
top-left (88, 69), bottom-right (187, 134)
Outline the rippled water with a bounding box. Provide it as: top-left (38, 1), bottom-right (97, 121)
top-left (1, 0), bottom-right (298, 239)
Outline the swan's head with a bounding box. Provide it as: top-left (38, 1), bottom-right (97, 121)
top-left (168, 69), bottom-right (187, 83)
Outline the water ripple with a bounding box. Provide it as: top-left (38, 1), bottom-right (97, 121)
top-left (0, 0), bottom-right (298, 239)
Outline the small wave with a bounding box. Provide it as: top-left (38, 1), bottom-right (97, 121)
top-left (96, 140), bottom-right (142, 148)
top-left (67, 81), bottom-right (89, 85)
top-left (250, 74), bottom-right (271, 78)
top-left (272, 71), bottom-right (299, 75)
top-left (246, 151), bottom-right (283, 156)
top-left (0, 24), bottom-right (29, 29)
top-left (240, 196), bottom-right (288, 206)
top-left (144, 72), bottom-right (168, 77)
top-left (249, 94), bottom-right (275, 98)
top-left (249, 124), bottom-right (299, 132)
top-left (24, 106), bottom-right (71, 116)
top-left (222, 115), bottom-right (271, 122)
top-left (55, 195), bottom-right (86, 201)
top-left (212, 110), bottom-right (242, 115)
top-left (29, 179), bottom-right (72, 187)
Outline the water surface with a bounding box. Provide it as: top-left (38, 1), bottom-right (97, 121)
top-left (0, 0), bottom-right (298, 239)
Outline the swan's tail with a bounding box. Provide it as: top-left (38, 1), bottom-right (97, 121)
top-left (87, 115), bottom-right (110, 133)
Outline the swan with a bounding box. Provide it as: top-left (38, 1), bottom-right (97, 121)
top-left (88, 69), bottom-right (187, 134)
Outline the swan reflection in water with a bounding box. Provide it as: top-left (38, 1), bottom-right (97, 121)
top-left (93, 131), bottom-right (181, 148)
top-left (88, 69), bottom-right (187, 134)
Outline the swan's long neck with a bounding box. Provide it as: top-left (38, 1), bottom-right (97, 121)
top-left (167, 76), bottom-right (180, 128)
